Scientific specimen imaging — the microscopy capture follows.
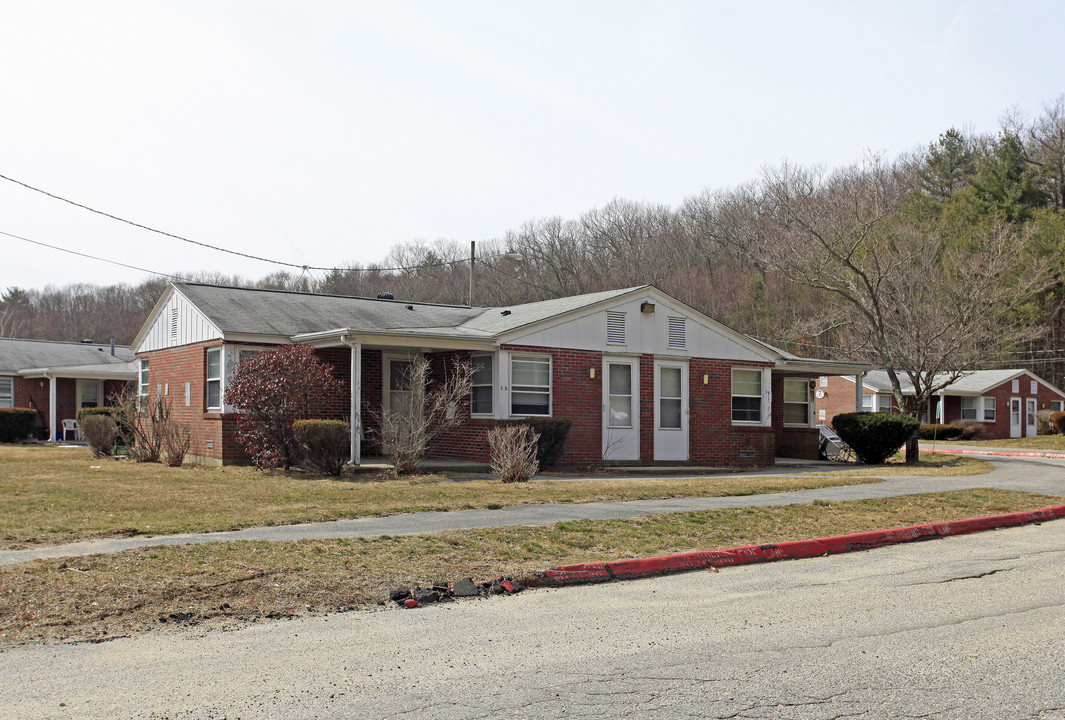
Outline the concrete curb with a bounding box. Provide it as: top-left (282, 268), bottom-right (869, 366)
top-left (537, 504), bottom-right (1065, 586)
top-left (924, 447), bottom-right (1065, 459)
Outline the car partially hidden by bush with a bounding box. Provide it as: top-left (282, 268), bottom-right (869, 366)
top-left (833, 412), bottom-right (921, 464)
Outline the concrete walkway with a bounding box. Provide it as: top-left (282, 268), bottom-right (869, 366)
top-left (3, 455), bottom-right (1063, 567)
top-left (923, 444), bottom-right (1065, 459)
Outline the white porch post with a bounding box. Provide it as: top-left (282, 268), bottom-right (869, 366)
top-left (854, 373), bottom-right (864, 412)
top-left (48, 374), bottom-right (57, 441)
top-left (342, 335), bottom-right (362, 466)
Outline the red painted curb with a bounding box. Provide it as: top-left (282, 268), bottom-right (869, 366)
top-left (537, 505), bottom-right (1065, 586)
top-left (924, 447), bottom-right (1065, 459)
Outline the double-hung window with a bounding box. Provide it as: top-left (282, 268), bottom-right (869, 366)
top-left (960, 397), bottom-right (979, 420)
top-left (731, 368), bottom-right (762, 423)
top-left (471, 354), bottom-right (493, 415)
top-left (1052, 400), bottom-right (1064, 413)
top-left (0, 377), bottom-right (13, 408)
top-left (511, 355), bottom-right (550, 416)
top-left (138, 360), bottom-right (150, 398)
top-left (982, 397), bottom-right (996, 421)
top-left (206, 348), bottom-right (222, 410)
top-left (782, 379), bottom-right (810, 425)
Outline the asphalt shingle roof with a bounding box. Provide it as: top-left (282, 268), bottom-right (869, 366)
top-left (174, 282), bottom-right (647, 340)
top-left (863, 368), bottom-right (1039, 395)
top-left (0, 338), bottom-right (135, 374)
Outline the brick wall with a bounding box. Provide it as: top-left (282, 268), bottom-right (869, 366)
top-left (770, 375), bottom-right (819, 460)
top-left (932, 376), bottom-right (1065, 440)
top-left (687, 359), bottom-right (776, 465)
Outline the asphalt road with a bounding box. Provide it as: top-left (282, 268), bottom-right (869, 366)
top-left (3, 516), bottom-right (1064, 719)
top-left (3, 454), bottom-right (1065, 567)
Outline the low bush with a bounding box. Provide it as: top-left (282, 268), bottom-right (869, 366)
top-left (294, 419), bottom-right (350, 477)
top-left (1053, 411), bottom-right (1065, 435)
top-left (164, 424), bottom-right (192, 467)
top-left (833, 412), bottom-right (921, 464)
top-left (520, 417), bottom-right (572, 469)
top-left (77, 406), bottom-right (134, 446)
top-left (916, 423), bottom-right (964, 440)
top-left (80, 414), bottom-right (118, 458)
top-left (1035, 409), bottom-right (1058, 435)
top-left (0, 408), bottom-right (36, 443)
top-left (955, 420), bottom-right (984, 440)
top-left (489, 424), bottom-right (540, 483)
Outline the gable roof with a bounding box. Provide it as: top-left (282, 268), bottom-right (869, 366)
top-left (0, 338), bottom-right (136, 374)
top-left (861, 368), bottom-right (1065, 397)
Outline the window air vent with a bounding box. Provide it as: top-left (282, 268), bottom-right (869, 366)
top-left (606, 311), bottom-right (626, 345)
top-left (667, 316), bottom-right (686, 349)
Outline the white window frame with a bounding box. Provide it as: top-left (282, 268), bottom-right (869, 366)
top-left (206, 347), bottom-right (223, 410)
top-left (510, 354), bottom-right (551, 417)
top-left (138, 360), bottom-right (150, 398)
top-left (982, 397), bottom-right (996, 422)
top-left (960, 396), bottom-right (979, 421)
top-left (782, 379), bottom-right (811, 427)
top-left (731, 367), bottom-right (763, 425)
top-left (0, 376), bottom-right (13, 408)
top-left (1052, 400), bottom-right (1064, 413)
top-left (470, 353), bottom-right (494, 416)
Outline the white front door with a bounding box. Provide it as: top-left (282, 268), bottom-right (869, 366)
top-left (1026, 398), bottom-right (1037, 437)
top-left (1009, 397), bottom-right (1022, 438)
top-left (603, 358), bottom-right (639, 461)
top-left (383, 356), bottom-right (418, 451)
top-left (654, 360), bottom-right (688, 461)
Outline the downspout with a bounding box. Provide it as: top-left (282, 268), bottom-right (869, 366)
top-left (340, 335), bottom-right (361, 466)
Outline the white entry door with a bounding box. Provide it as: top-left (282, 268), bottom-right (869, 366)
top-left (1026, 398), bottom-right (1037, 437)
top-left (654, 360), bottom-right (688, 461)
top-left (603, 358), bottom-right (639, 461)
top-left (1009, 397), bottom-right (1022, 438)
top-left (383, 356), bottom-right (417, 450)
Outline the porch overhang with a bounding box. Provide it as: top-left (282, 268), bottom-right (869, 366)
top-left (291, 328), bottom-right (497, 352)
top-left (771, 358), bottom-right (874, 377)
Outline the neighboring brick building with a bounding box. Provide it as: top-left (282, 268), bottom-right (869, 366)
top-left (132, 282), bottom-right (868, 467)
top-left (814, 369), bottom-right (1065, 440)
top-left (0, 338), bottom-right (137, 440)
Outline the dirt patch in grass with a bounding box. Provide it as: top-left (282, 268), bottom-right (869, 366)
top-left (1, 445), bottom-right (893, 548)
top-left (1, 488), bottom-right (1059, 648)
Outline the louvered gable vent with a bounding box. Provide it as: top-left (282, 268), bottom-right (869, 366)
top-left (667, 316), bottom-right (686, 349)
top-left (606, 311), bottom-right (626, 345)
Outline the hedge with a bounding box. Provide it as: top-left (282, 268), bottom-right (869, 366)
top-left (832, 412), bottom-right (920, 464)
top-left (519, 417), bottom-right (572, 469)
top-left (916, 423), bottom-right (964, 440)
top-left (293, 419), bottom-right (350, 476)
top-left (0, 408), bottom-right (37, 443)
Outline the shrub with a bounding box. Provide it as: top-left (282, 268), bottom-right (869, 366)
top-left (489, 424), bottom-right (540, 483)
top-left (916, 423), bottom-right (964, 440)
top-left (1035, 409), bottom-right (1058, 435)
top-left (520, 417), bottom-right (572, 469)
top-left (80, 414), bottom-right (117, 458)
top-left (225, 344), bottom-right (343, 470)
top-left (77, 406), bottom-right (134, 446)
top-left (0, 408), bottom-right (36, 443)
top-left (163, 424), bottom-right (192, 467)
top-left (956, 420), bottom-right (985, 440)
top-left (832, 412), bottom-right (921, 464)
top-left (294, 419), bottom-right (350, 476)
top-left (1053, 411), bottom-right (1065, 435)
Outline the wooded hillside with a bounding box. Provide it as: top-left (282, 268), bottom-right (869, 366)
top-left (4, 97), bottom-right (1063, 385)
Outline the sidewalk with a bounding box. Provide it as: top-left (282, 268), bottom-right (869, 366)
top-left (923, 445), bottom-right (1065, 459)
top-left (3, 454), bottom-right (1063, 567)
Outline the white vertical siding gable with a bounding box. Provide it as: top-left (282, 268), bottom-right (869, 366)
top-left (134, 288), bottom-right (222, 353)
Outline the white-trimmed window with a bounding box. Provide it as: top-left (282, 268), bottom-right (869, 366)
top-left (471, 354), bottom-right (493, 415)
top-left (962, 396), bottom-right (996, 422)
top-left (860, 393), bottom-right (873, 412)
top-left (1031, 380), bottom-right (1038, 395)
top-left (783, 379), bottom-right (810, 426)
top-left (510, 355), bottom-right (551, 416)
top-left (206, 348), bottom-right (222, 410)
top-left (1051, 400), bottom-right (1064, 413)
top-left (732, 368), bottom-right (762, 423)
top-left (0, 377), bottom-right (13, 408)
top-left (877, 393), bottom-right (892, 413)
top-left (138, 360), bottom-right (150, 398)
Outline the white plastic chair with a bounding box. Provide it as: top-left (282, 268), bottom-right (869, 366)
top-left (62, 419), bottom-right (82, 442)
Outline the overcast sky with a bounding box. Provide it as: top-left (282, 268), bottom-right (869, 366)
top-left (2, 0), bottom-right (1063, 292)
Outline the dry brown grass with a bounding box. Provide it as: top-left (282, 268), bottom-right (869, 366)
top-left (1, 444), bottom-right (896, 548)
top-left (947, 436), bottom-right (1065, 450)
top-left (1, 488), bottom-right (1059, 648)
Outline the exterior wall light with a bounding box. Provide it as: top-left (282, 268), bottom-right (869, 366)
top-left (641, 301), bottom-right (655, 314)
top-left (702, 373), bottom-right (709, 385)
top-left (589, 367), bottom-right (596, 379)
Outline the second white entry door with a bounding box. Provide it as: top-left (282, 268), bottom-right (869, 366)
top-left (654, 360), bottom-right (688, 461)
top-left (603, 358), bottom-right (639, 461)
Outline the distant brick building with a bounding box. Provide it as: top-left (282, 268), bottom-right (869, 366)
top-left (814, 370), bottom-right (1065, 440)
top-left (132, 282), bottom-right (868, 466)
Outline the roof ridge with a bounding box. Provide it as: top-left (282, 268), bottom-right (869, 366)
top-left (176, 281), bottom-right (477, 310)
top-left (0, 337), bottom-right (130, 348)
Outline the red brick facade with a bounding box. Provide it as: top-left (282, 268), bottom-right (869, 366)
top-left (6, 375), bottom-right (128, 440)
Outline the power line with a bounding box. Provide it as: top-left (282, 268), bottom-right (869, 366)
top-left (0, 172), bottom-right (513, 274)
top-left (0, 229), bottom-right (185, 280)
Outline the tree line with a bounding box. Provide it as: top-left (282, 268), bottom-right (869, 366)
top-left (4, 97), bottom-right (1063, 393)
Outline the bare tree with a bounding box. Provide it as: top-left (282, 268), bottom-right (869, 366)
top-left (370, 355), bottom-right (473, 475)
top-left (716, 154), bottom-right (1056, 461)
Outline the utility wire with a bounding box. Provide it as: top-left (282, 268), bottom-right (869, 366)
top-left (0, 229), bottom-right (185, 280)
top-left (0, 172), bottom-right (514, 274)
